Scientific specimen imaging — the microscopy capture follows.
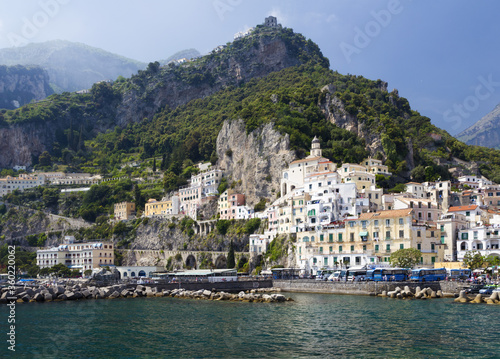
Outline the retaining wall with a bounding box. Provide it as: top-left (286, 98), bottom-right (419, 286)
top-left (273, 279), bottom-right (466, 296)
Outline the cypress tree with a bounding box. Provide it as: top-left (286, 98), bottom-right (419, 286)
top-left (227, 240), bottom-right (235, 268)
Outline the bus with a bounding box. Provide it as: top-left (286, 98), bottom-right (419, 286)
top-left (367, 268), bottom-right (409, 281)
top-left (447, 268), bottom-right (471, 281)
top-left (328, 270), bottom-right (347, 281)
top-left (346, 269), bottom-right (368, 281)
top-left (410, 268), bottom-right (447, 282)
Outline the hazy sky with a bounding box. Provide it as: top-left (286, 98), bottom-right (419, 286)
top-left (0, 0), bottom-right (499, 135)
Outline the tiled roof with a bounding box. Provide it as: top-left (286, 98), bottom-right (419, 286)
top-left (356, 208), bottom-right (413, 220)
top-left (447, 205), bottom-right (478, 212)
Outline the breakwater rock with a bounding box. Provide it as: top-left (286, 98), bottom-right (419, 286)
top-left (0, 284), bottom-right (290, 304)
top-left (454, 290), bottom-right (500, 305)
top-left (379, 286), bottom-right (443, 300)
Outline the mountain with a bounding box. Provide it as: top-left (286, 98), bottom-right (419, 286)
top-left (456, 103), bottom-right (500, 149)
top-left (0, 65), bottom-right (53, 109)
top-left (0, 40), bottom-right (146, 93)
top-left (159, 48), bottom-right (201, 66)
top-left (2, 23), bottom-right (500, 195)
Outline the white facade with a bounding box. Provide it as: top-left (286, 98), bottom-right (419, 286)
top-left (0, 174), bottom-right (46, 196)
top-left (456, 225), bottom-right (500, 261)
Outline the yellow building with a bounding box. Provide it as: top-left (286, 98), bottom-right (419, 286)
top-left (145, 198), bottom-right (179, 217)
top-left (114, 201), bottom-right (136, 220)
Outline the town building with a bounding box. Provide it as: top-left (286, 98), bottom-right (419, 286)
top-left (114, 201), bottom-right (136, 221)
top-left (218, 189), bottom-right (246, 220)
top-left (0, 173), bottom-right (46, 197)
top-left (249, 234), bottom-right (269, 259)
top-left (36, 236), bottom-right (114, 272)
top-left (144, 197), bottom-right (180, 217)
top-left (456, 225), bottom-right (500, 262)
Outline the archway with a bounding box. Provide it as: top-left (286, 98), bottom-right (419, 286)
top-left (123, 272), bottom-right (128, 278)
top-left (215, 255), bottom-right (227, 269)
top-left (138, 270), bottom-right (146, 277)
top-left (131, 272), bottom-right (136, 277)
top-left (186, 254), bottom-right (197, 269)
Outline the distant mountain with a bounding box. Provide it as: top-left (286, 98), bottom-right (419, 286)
top-left (159, 48), bottom-right (201, 66)
top-left (0, 40), bottom-right (147, 93)
top-left (0, 64), bottom-right (53, 109)
top-left (456, 103), bottom-right (500, 149)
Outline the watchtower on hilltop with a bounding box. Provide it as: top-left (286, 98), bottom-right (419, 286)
top-left (264, 16), bottom-right (278, 27)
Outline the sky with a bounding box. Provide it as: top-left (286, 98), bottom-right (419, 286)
top-left (0, 0), bottom-right (499, 136)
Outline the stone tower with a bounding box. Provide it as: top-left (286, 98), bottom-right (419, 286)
top-left (264, 16), bottom-right (278, 27)
top-left (311, 136), bottom-right (322, 157)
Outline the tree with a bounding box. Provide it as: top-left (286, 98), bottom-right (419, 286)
top-left (463, 250), bottom-right (485, 270)
top-left (389, 248), bottom-right (421, 269)
top-left (152, 158), bottom-right (157, 173)
top-left (134, 185), bottom-right (144, 211)
top-left (38, 151), bottom-right (52, 167)
top-left (227, 240), bottom-right (235, 269)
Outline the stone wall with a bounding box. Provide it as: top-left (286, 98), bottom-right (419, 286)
top-left (273, 280), bottom-right (465, 296)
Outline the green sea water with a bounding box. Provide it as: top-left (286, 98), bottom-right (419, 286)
top-left (1, 293), bottom-right (499, 358)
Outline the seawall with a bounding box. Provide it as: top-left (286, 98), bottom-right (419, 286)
top-left (273, 279), bottom-right (466, 296)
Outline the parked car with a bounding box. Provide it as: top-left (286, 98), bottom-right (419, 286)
top-left (465, 284), bottom-right (484, 294)
top-left (479, 285), bottom-right (497, 295)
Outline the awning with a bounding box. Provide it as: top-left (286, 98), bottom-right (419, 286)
top-left (359, 232), bottom-right (368, 237)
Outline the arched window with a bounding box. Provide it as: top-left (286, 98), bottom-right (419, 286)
top-left (303, 236), bottom-right (309, 242)
top-left (138, 270), bottom-right (146, 277)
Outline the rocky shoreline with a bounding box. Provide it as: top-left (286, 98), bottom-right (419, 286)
top-left (0, 284), bottom-right (291, 304)
top-left (378, 286), bottom-right (445, 299)
top-left (454, 290), bottom-right (500, 305)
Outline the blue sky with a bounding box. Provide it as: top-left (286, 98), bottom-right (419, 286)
top-left (0, 0), bottom-right (499, 135)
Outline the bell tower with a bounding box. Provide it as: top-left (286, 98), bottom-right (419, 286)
top-left (310, 136), bottom-right (322, 157)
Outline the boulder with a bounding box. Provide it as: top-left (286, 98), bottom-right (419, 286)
top-left (136, 285), bottom-right (145, 292)
top-left (108, 291), bottom-right (120, 299)
top-left (471, 294), bottom-right (483, 304)
top-left (34, 293), bottom-right (44, 302)
top-left (430, 291), bottom-right (437, 299)
top-left (155, 292), bottom-right (164, 297)
top-left (454, 290), bottom-right (468, 303)
top-left (163, 290), bottom-right (171, 296)
top-left (21, 294), bottom-right (31, 302)
top-left (73, 291), bottom-right (83, 300)
top-left (436, 290), bottom-right (443, 298)
top-left (203, 290), bottom-right (212, 297)
top-left (121, 290), bottom-right (130, 298)
top-left (66, 292), bottom-right (76, 300)
top-left (44, 293), bottom-right (53, 302)
top-left (82, 290), bottom-right (92, 299)
top-left (271, 294), bottom-right (286, 302)
top-left (54, 286), bottom-right (65, 296)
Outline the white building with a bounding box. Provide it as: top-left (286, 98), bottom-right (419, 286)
top-left (36, 236), bottom-right (114, 272)
top-left (456, 225), bottom-right (500, 261)
top-left (0, 174), bottom-right (46, 196)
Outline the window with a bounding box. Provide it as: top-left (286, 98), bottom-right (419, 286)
top-left (363, 245), bottom-right (366, 251)
top-left (431, 257), bottom-right (436, 263)
top-left (399, 230), bottom-right (404, 238)
top-left (417, 230), bottom-right (421, 237)
top-left (319, 247), bottom-right (323, 253)
top-left (461, 233), bottom-right (468, 240)
top-left (329, 234), bottom-right (333, 242)
top-left (431, 243), bottom-right (435, 251)
top-left (350, 245), bottom-right (354, 252)
top-left (385, 219), bottom-right (390, 226)
top-left (399, 218), bottom-right (404, 225)
top-left (339, 246), bottom-right (343, 252)
top-left (385, 231), bottom-right (391, 239)
top-left (311, 236), bottom-right (315, 242)
top-left (386, 244), bottom-right (391, 252)
top-left (350, 233), bottom-right (354, 242)
top-left (440, 236), bottom-right (445, 244)
top-left (320, 234), bottom-right (324, 242)
top-left (466, 211), bottom-right (470, 216)
top-left (324, 257), bottom-right (328, 265)
top-left (417, 243), bottom-right (421, 250)
top-left (349, 221), bottom-right (355, 227)
top-left (400, 244), bottom-right (404, 249)
top-left (338, 233), bottom-right (343, 242)
top-left (313, 258), bottom-right (317, 264)
top-left (374, 220), bottom-right (379, 226)
top-left (329, 246), bottom-right (333, 252)
top-left (373, 231), bottom-right (379, 239)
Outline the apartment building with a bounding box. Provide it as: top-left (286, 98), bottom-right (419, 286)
top-left (114, 201), bottom-right (136, 220)
top-left (37, 237), bottom-right (114, 272)
top-left (0, 174), bottom-right (46, 196)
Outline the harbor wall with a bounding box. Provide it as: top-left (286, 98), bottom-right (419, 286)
top-left (273, 279), bottom-right (466, 295)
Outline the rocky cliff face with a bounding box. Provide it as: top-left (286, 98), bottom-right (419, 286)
top-left (456, 103), bottom-right (500, 149)
top-left (216, 119), bottom-right (295, 205)
top-left (319, 84), bottom-right (386, 157)
top-left (0, 65), bottom-right (52, 109)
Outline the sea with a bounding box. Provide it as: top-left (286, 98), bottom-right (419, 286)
top-left (2, 292), bottom-right (499, 358)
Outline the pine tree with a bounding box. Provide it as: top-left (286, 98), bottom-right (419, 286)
top-left (227, 240), bottom-right (235, 268)
top-left (153, 158), bottom-right (156, 172)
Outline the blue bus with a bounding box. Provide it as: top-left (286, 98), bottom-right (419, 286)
top-left (367, 268), bottom-right (409, 281)
top-left (447, 268), bottom-right (471, 281)
top-left (410, 268), bottom-right (447, 282)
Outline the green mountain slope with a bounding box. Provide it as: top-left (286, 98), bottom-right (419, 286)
top-left (2, 25), bottom-right (500, 188)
